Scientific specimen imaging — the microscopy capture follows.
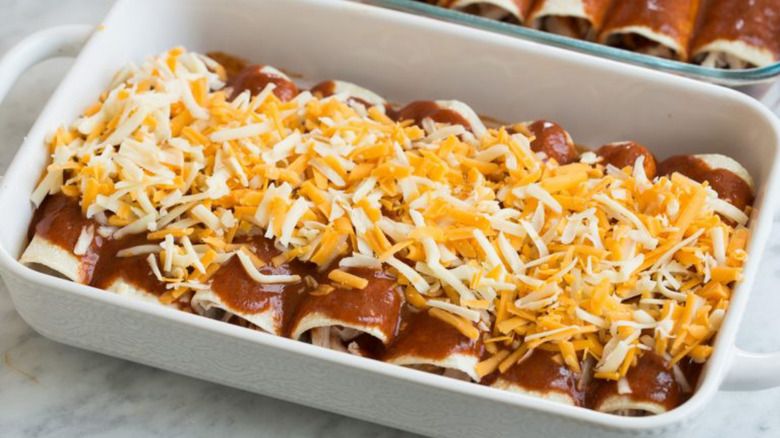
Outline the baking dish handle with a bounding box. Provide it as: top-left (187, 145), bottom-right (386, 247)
top-left (0, 24), bottom-right (93, 110)
top-left (722, 348), bottom-right (780, 391)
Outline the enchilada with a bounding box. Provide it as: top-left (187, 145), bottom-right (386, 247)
top-left (20, 48), bottom-right (754, 415)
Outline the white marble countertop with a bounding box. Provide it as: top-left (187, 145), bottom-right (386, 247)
top-left (1, 0), bottom-right (779, 437)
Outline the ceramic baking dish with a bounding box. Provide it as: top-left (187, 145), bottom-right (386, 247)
top-left (1, 0), bottom-right (780, 436)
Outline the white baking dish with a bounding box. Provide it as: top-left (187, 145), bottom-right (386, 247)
top-left (1, 0), bottom-right (780, 436)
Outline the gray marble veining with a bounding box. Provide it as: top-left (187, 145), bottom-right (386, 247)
top-left (0, 0), bottom-right (779, 437)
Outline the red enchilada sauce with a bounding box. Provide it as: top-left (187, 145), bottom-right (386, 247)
top-left (581, 0), bottom-right (614, 30)
top-left (309, 80), bottom-right (338, 98)
top-left (29, 195), bottom-right (173, 294)
top-left (524, 120), bottom-right (579, 165)
top-left (309, 80), bottom-right (382, 109)
top-left (657, 155), bottom-right (753, 210)
top-left (448, 0), bottom-right (533, 23)
top-left (600, 0), bottom-right (701, 59)
top-left (596, 141), bottom-right (657, 178)
top-left (290, 268), bottom-right (403, 342)
top-left (209, 254), bottom-right (309, 333)
top-left (28, 193), bottom-right (102, 283)
top-left (90, 233), bottom-right (168, 295)
top-left (692, 0), bottom-right (780, 65)
top-left (393, 101), bottom-right (472, 131)
top-left (494, 349), bottom-right (585, 406)
top-left (591, 352), bottom-right (683, 413)
top-left (227, 64), bottom-right (299, 102)
top-left (384, 308), bottom-right (483, 362)
top-left (530, 0), bottom-right (613, 38)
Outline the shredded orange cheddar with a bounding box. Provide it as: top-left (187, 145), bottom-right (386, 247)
top-left (29, 47), bottom-right (752, 388)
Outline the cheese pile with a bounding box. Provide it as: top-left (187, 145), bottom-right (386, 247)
top-left (33, 48), bottom-right (749, 384)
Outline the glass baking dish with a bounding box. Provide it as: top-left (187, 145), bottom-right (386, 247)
top-left (361, 0), bottom-right (780, 90)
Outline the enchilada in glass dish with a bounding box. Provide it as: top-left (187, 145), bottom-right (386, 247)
top-left (363, 0), bottom-right (780, 88)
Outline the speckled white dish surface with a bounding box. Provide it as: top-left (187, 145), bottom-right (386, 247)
top-left (1, 0), bottom-right (780, 437)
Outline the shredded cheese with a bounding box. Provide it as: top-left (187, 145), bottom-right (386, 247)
top-left (34, 47), bottom-right (750, 384)
top-left (236, 251), bottom-right (301, 284)
top-left (328, 269), bottom-right (369, 290)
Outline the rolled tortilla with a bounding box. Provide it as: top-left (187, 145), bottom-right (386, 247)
top-left (383, 309), bottom-right (483, 381)
top-left (103, 277), bottom-right (167, 305)
top-left (394, 100), bottom-right (487, 138)
top-left (528, 0), bottom-right (615, 40)
top-left (21, 194), bottom-right (101, 284)
top-left (289, 268), bottom-right (403, 354)
top-left (21, 194), bottom-right (177, 304)
top-left (657, 154), bottom-right (754, 210)
top-left (595, 141), bottom-right (657, 178)
top-left (438, 0), bottom-right (535, 23)
top-left (692, 0), bottom-right (780, 69)
top-left (192, 239), bottom-right (308, 335)
top-left (310, 80), bottom-right (387, 108)
top-left (599, 0), bottom-right (701, 61)
top-left (226, 64), bottom-right (299, 102)
top-left (491, 349), bottom-right (584, 406)
top-left (592, 352), bottom-right (683, 415)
